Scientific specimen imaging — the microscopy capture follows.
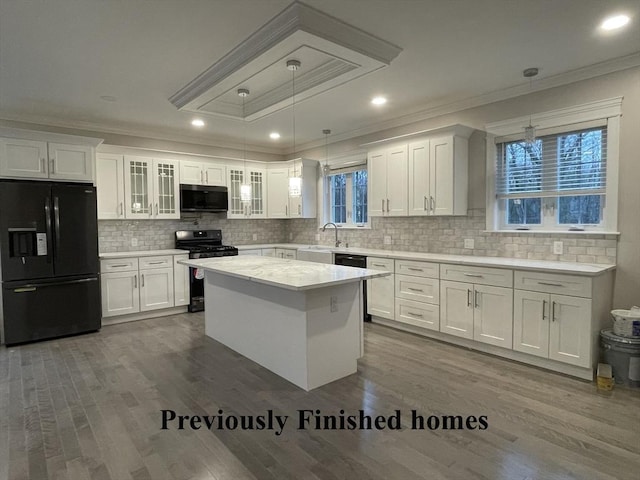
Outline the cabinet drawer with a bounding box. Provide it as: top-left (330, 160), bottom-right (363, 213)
top-left (367, 257), bottom-right (394, 272)
top-left (395, 275), bottom-right (439, 304)
top-left (396, 259), bottom-right (439, 278)
top-left (139, 255), bottom-right (173, 269)
top-left (440, 264), bottom-right (513, 288)
top-left (101, 258), bottom-right (138, 273)
top-left (514, 271), bottom-right (592, 298)
top-left (395, 299), bottom-right (439, 331)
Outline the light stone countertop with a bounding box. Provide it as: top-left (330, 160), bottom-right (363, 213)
top-left (238, 244), bottom-right (615, 276)
top-left (99, 249), bottom-right (188, 259)
top-left (179, 255), bottom-right (391, 291)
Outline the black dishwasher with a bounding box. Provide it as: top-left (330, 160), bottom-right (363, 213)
top-left (334, 254), bottom-right (371, 322)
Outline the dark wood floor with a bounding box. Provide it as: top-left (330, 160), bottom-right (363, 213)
top-left (1, 313), bottom-right (639, 480)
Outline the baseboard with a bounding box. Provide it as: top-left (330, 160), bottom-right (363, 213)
top-left (102, 306), bottom-right (189, 326)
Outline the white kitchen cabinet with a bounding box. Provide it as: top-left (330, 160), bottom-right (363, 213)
top-left (238, 249), bottom-right (262, 256)
top-left (96, 153), bottom-right (125, 219)
top-left (228, 166), bottom-right (266, 219)
top-left (261, 248), bottom-right (276, 257)
top-left (514, 290), bottom-right (591, 368)
top-left (123, 156), bottom-right (180, 219)
top-left (266, 160), bottom-right (317, 219)
top-left (180, 160), bottom-right (226, 186)
top-left (173, 254), bottom-right (190, 307)
top-left (366, 257), bottom-right (395, 320)
top-left (101, 271), bottom-right (140, 317)
top-left (368, 144), bottom-right (408, 216)
top-left (0, 138), bottom-right (94, 182)
top-left (275, 248), bottom-right (297, 260)
top-left (139, 267), bottom-right (174, 312)
top-left (440, 279), bottom-right (512, 348)
top-left (408, 135), bottom-right (468, 216)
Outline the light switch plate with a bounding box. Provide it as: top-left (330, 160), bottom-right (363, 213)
top-left (464, 239), bottom-right (474, 249)
top-left (553, 241), bottom-right (563, 255)
top-left (383, 235), bottom-right (392, 245)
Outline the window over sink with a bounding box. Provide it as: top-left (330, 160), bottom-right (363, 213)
top-left (327, 169), bottom-right (368, 227)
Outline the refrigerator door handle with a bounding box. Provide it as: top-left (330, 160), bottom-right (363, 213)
top-left (53, 196), bottom-right (61, 260)
top-left (44, 197), bottom-right (53, 264)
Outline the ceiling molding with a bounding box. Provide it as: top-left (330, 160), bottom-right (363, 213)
top-left (169, 0), bottom-right (402, 121)
top-left (293, 52), bottom-right (640, 153)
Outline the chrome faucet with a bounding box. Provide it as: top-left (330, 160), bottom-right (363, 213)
top-left (322, 222), bottom-right (341, 247)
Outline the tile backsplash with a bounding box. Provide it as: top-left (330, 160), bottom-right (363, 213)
top-left (99, 209), bottom-right (617, 264)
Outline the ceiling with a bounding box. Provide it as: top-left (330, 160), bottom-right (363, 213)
top-left (1, 0), bottom-right (638, 155)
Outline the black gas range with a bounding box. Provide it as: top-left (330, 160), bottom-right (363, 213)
top-left (175, 230), bottom-right (238, 311)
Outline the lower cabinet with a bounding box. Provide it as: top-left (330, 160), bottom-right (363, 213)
top-left (238, 249), bottom-right (262, 256)
top-left (101, 254), bottom-right (186, 318)
top-left (514, 290), bottom-right (591, 368)
top-left (366, 257), bottom-right (395, 320)
top-left (440, 280), bottom-right (513, 348)
top-left (275, 248), bottom-right (297, 259)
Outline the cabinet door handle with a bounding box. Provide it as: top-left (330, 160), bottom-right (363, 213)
top-left (50, 158), bottom-right (55, 174)
top-left (551, 301), bottom-right (557, 321)
top-left (538, 282), bottom-right (563, 287)
top-left (467, 289), bottom-right (472, 307)
top-left (381, 199), bottom-right (384, 213)
top-left (119, 202), bottom-right (123, 216)
top-left (141, 274), bottom-right (145, 287)
top-left (41, 157), bottom-right (47, 173)
top-left (133, 275), bottom-right (137, 288)
top-left (407, 287), bottom-right (424, 292)
top-left (149, 204), bottom-right (152, 216)
top-left (298, 204), bottom-right (301, 215)
top-left (285, 205), bottom-right (288, 216)
top-left (386, 199), bottom-right (390, 212)
top-left (407, 311), bottom-right (423, 318)
top-left (474, 290), bottom-right (479, 308)
top-left (430, 196), bottom-right (435, 212)
top-left (205, 171), bottom-right (209, 184)
top-left (155, 203), bottom-right (159, 215)
top-left (200, 170), bottom-right (204, 184)
top-left (542, 299), bottom-right (547, 320)
top-left (463, 273), bottom-right (483, 278)
top-left (423, 196), bottom-right (427, 211)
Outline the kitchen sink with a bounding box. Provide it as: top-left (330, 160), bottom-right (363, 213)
top-left (296, 246), bottom-right (333, 264)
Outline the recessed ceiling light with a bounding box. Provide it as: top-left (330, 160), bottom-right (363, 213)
top-left (99, 95), bottom-right (117, 102)
top-left (600, 14), bottom-right (630, 31)
top-left (191, 119), bottom-right (205, 127)
top-left (371, 96), bottom-right (387, 106)
top-left (269, 132), bottom-right (281, 140)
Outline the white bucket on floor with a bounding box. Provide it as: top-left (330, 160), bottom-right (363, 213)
top-left (611, 307), bottom-right (640, 338)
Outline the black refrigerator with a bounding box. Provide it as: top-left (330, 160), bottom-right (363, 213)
top-left (0, 180), bottom-right (101, 345)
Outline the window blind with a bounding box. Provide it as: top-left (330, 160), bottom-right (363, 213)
top-left (495, 126), bottom-right (607, 199)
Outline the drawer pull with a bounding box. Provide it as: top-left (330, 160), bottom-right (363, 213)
top-left (372, 263), bottom-right (387, 267)
top-left (538, 282), bottom-right (564, 287)
top-left (110, 264), bottom-right (130, 268)
top-left (408, 268), bottom-right (424, 272)
top-left (407, 287), bottom-right (424, 292)
top-left (463, 273), bottom-right (484, 278)
top-left (407, 311), bottom-right (423, 318)
top-left (147, 261), bottom-right (166, 265)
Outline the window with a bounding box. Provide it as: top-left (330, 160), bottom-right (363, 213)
top-left (327, 169), bottom-right (368, 226)
top-left (496, 127), bottom-right (607, 230)
top-left (486, 99), bottom-right (622, 233)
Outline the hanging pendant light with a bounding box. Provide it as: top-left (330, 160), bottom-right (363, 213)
top-left (287, 59), bottom-right (302, 197)
top-left (238, 88), bottom-right (252, 203)
top-left (522, 67), bottom-right (539, 145)
top-left (321, 129), bottom-right (331, 177)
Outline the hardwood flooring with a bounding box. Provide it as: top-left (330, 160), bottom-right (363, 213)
top-left (1, 313), bottom-right (638, 480)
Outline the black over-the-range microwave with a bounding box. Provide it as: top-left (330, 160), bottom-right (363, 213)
top-left (180, 184), bottom-right (229, 212)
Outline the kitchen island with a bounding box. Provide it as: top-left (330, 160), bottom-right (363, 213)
top-left (179, 255), bottom-right (390, 390)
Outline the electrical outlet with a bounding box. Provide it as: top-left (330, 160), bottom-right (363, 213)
top-left (131, 237), bottom-right (138, 247)
top-left (330, 296), bottom-right (338, 313)
top-left (315, 233), bottom-right (320, 241)
top-left (252, 233), bottom-right (258, 241)
top-left (383, 235), bottom-right (392, 245)
top-left (464, 239), bottom-right (474, 249)
top-left (289, 232), bottom-right (293, 240)
top-left (553, 241), bottom-right (563, 255)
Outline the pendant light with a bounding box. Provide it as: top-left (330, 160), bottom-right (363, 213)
top-left (238, 88), bottom-right (252, 203)
top-left (523, 67), bottom-right (539, 145)
top-left (287, 59), bottom-right (302, 197)
top-left (321, 129), bottom-right (331, 177)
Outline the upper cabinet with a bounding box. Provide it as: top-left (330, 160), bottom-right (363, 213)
top-left (0, 136), bottom-right (96, 183)
top-left (368, 144), bottom-right (408, 216)
top-left (267, 160), bottom-right (317, 219)
top-left (97, 153), bottom-right (180, 220)
top-left (180, 160), bottom-right (226, 186)
top-left (227, 166), bottom-right (266, 219)
top-left (408, 135), bottom-right (468, 216)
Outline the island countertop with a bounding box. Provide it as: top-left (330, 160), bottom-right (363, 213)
top-left (179, 255), bottom-right (390, 291)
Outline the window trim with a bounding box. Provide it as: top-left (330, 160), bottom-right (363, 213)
top-left (324, 170), bottom-right (369, 228)
top-left (485, 97), bottom-right (621, 233)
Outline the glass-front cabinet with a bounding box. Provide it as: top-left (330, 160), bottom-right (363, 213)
top-left (227, 166), bottom-right (266, 219)
top-left (124, 156), bottom-right (180, 219)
